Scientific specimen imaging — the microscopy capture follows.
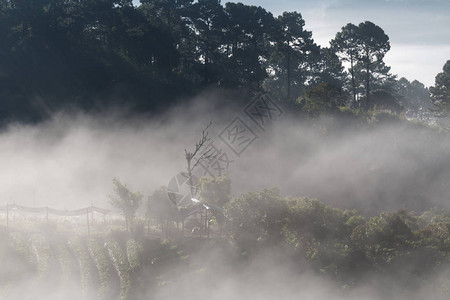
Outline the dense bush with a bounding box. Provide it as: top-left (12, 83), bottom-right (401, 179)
top-left (225, 188), bottom-right (450, 286)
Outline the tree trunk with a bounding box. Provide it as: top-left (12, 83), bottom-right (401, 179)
top-left (364, 47), bottom-right (371, 109)
top-left (366, 61), bottom-right (370, 108)
top-left (350, 55), bottom-right (356, 104)
top-left (287, 45), bottom-right (291, 102)
top-left (187, 158), bottom-right (195, 199)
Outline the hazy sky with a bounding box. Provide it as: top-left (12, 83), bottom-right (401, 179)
top-left (237, 0), bottom-right (450, 87)
top-left (133, 0), bottom-right (450, 86)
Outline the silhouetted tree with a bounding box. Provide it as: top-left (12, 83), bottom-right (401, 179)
top-left (147, 186), bottom-right (181, 237)
top-left (356, 21), bottom-right (391, 105)
top-left (188, 0), bottom-right (226, 84)
top-left (223, 3), bottom-right (276, 89)
top-left (184, 121), bottom-right (214, 199)
top-left (269, 12), bottom-right (319, 102)
top-left (310, 47), bottom-right (347, 89)
top-left (331, 21), bottom-right (391, 108)
top-left (331, 23), bottom-right (360, 104)
top-left (394, 77), bottom-right (431, 117)
top-left (430, 60), bottom-right (450, 116)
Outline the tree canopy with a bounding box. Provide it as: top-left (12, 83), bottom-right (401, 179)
top-left (430, 60), bottom-right (450, 116)
top-left (331, 21), bottom-right (392, 108)
top-left (0, 0), bottom-right (439, 124)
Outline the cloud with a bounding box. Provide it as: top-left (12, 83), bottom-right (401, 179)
top-left (320, 0), bottom-right (450, 44)
top-left (384, 44), bottom-right (450, 86)
top-left (297, 0), bottom-right (450, 85)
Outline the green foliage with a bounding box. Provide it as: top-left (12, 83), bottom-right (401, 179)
top-left (283, 198), bottom-right (367, 280)
top-left (109, 178), bottom-right (143, 232)
top-left (224, 188), bottom-right (449, 286)
top-left (365, 212), bottom-right (413, 260)
top-left (364, 89), bottom-right (403, 113)
top-left (68, 237), bottom-right (94, 299)
top-left (418, 207), bottom-right (450, 226)
top-left (88, 238), bottom-right (112, 300)
top-left (297, 83), bottom-right (346, 116)
top-left (199, 176), bottom-right (231, 231)
top-left (285, 198), bottom-right (355, 245)
top-left (336, 106), bottom-right (404, 125)
top-left (106, 239), bottom-right (133, 300)
top-left (225, 188), bottom-right (287, 251)
top-left (56, 242), bottom-right (77, 290)
top-left (199, 176), bottom-right (232, 208)
top-left (30, 234), bottom-right (51, 278)
top-left (7, 232), bottom-right (35, 266)
top-left (0, 203), bottom-right (448, 298)
top-left (126, 239), bottom-right (143, 272)
top-left (4, 232), bottom-right (36, 287)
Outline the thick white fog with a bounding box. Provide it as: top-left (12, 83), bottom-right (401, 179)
top-left (1, 92), bottom-right (449, 300)
top-left (1, 92), bottom-right (449, 214)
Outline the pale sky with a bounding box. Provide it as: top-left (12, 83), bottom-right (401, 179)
top-left (133, 0), bottom-right (450, 87)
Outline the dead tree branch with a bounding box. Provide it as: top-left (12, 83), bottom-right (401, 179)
top-left (184, 121), bottom-right (214, 198)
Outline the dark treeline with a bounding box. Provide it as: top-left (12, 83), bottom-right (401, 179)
top-left (0, 0), bottom-right (442, 125)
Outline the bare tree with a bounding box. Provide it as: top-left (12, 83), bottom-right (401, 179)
top-left (184, 121), bottom-right (214, 199)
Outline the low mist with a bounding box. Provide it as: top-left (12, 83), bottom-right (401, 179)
top-left (1, 93), bottom-right (449, 214)
top-left (1, 234), bottom-right (448, 300)
top-left (0, 92), bottom-right (449, 300)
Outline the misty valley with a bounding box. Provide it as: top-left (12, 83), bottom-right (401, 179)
top-left (1, 0), bottom-right (449, 300)
top-left (1, 110), bottom-right (449, 300)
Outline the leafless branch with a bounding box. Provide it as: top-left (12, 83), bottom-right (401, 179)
top-left (183, 121), bottom-right (214, 199)
top-left (192, 147), bottom-right (215, 170)
top-left (185, 121), bottom-right (213, 166)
